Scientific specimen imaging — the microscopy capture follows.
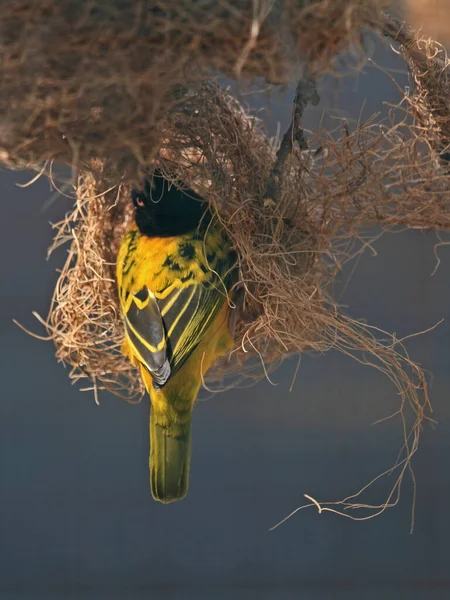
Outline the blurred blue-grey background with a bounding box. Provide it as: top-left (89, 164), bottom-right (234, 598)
top-left (1, 36), bottom-right (450, 600)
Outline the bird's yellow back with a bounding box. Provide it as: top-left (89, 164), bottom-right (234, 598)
top-left (117, 224), bottom-right (231, 307)
top-left (117, 223), bottom-right (235, 417)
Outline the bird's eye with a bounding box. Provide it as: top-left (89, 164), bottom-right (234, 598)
top-left (132, 190), bottom-right (146, 208)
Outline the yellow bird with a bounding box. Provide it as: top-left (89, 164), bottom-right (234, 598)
top-left (116, 171), bottom-right (236, 503)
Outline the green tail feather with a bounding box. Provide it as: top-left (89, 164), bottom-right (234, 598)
top-left (149, 410), bottom-right (192, 504)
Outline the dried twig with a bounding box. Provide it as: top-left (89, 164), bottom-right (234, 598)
top-left (264, 70), bottom-right (320, 205)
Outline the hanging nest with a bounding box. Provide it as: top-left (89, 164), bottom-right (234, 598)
top-left (4, 5), bottom-right (450, 523)
top-left (47, 84), bottom-right (321, 401)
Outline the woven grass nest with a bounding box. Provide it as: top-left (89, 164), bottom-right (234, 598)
top-left (3, 2), bottom-right (450, 524)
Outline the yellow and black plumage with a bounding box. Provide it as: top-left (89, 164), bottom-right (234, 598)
top-left (116, 171), bottom-right (236, 503)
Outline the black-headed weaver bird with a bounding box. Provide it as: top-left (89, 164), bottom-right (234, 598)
top-left (116, 171), bottom-right (237, 503)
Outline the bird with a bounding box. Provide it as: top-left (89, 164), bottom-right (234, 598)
top-left (116, 170), bottom-right (237, 503)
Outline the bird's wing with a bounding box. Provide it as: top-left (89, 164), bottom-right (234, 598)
top-left (157, 275), bottom-right (230, 376)
top-left (123, 287), bottom-right (171, 387)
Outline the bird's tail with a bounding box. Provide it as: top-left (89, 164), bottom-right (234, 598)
top-left (149, 409), bottom-right (192, 504)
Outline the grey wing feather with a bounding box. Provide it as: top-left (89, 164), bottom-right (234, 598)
top-left (124, 287), bottom-right (171, 387)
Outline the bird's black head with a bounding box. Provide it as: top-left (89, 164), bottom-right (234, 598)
top-left (132, 171), bottom-right (210, 238)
